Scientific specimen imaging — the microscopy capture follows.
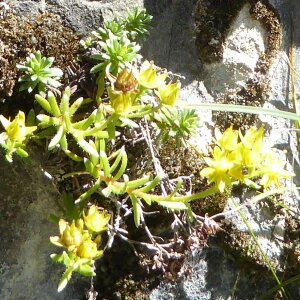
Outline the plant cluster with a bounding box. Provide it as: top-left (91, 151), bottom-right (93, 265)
top-left (17, 51), bottom-right (63, 93)
top-left (0, 8), bottom-right (296, 295)
top-left (50, 205), bottom-right (110, 292)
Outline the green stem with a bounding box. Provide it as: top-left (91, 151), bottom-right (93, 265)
top-left (124, 104), bottom-right (162, 119)
top-left (75, 178), bottom-right (101, 206)
top-left (135, 185), bottom-right (219, 203)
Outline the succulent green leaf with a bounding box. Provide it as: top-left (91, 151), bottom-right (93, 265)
top-left (64, 150), bottom-right (83, 162)
top-left (130, 194), bottom-right (142, 227)
top-left (169, 179), bottom-right (183, 197)
top-left (48, 126), bottom-right (64, 150)
top-left (69, 97), bottom-right (84, 116)
top-left (73, 110), bottom-right (97, 130)
top-left (113, 147), bottom-right (127, 180)
top-left (91, 62), bottom-right (106, 74)
top-left (26, 109), bottom-right (36, 126)
top-left (37, 114), bottom-right (59, 127)
top-left (60, 87), bottom-right (71, 113)
top-left (15, 148), bottom-right (29, 158)
top-left (48, 92), bottom-right (61, 117)
top-left (50, 253), bottom-right (64, 263)
top-left (76, 138), bottom-right (99, 158)
top-left (109, 149), bottom-right (122, 174)
top-left (119, 117), bottom-right (139, 128)
top-left (84, 158), bottom-right (98, 178)
top-left (135, 175), bottom-right (161, 193)
top-left (82, 127), bottom-right (109, 138)
top-left (100, 150), bottom-right (111, 177)
top-left (59, 134), bottom-right (68, 151)
top-left (76, 263), bottom-right (95, 277)
top-left (141, 193), bottom-right (151, 205)
top-left (49, 67), bottom-right (64, 77)
top-left (126, 176), bottom-right (152, 189)
top-left (62, 192), bottom-right (81, 221)
top-left (58, 267), bottom-right (74, 292)
top-left (35, 94), bottom-right (53, 114)
top-left (46, 78), bottom-right (62, 88)
top-left (157, 200), bottom-right (188, 210)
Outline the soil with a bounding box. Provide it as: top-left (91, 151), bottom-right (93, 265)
top-left (0, 12), bottom-right (81, 116)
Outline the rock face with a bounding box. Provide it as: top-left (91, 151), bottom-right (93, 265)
top-left (0, 151), bottom-right (89, 300)
top-left (1, 0), bottom-right (299, 299)
top-left (202, 3), bottom-right (267, 96)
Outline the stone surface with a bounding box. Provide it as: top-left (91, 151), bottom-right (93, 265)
top-left (203, 3), bottom-right (266, 97)
top-left (1, 0), bottom-right (299, 299)
top-left (0, 150), bottom-right (89, 300)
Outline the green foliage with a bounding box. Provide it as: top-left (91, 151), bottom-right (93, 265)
top-left (35, 87), bottom-right (109, 160)
top-left (154, 107), bottom-right (199, 146)
top-left (17, 51), bottom-right (63, 93)
top-left (81, 7), bottom-right (152, 48)
top-left (90, 35), bottom-right (141, 75)
top-left (121, 7), bottom-right (153, 41)
top-left (82, 8), bottom-right (151, 101)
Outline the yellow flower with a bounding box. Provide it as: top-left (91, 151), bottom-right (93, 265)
top-left (240, 126), bottom-right (264, 152)
top-left (108, 88), bottom-right (136, 115)
top-left (0, 111), bottom-right (36, 142)
top-left (215, 126), bottom-right (239, 151)
top-left (83, 205), bottom-right (111, 233)
top-left (155, 82), bottom-right (181, 106)
top-left (76, 239), bottom-right (103, 259)
top-left (260, 153), bottom-right (295, 189)
top-left (138, 61), bottom-right (167, 89)
top-left (50, 219), bottom-right (86, 252)
top-left (200, 147), bottom-right (235, 192)
top-left (237, 127), bottom-right (265, 170)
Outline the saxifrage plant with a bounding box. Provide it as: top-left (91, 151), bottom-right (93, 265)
top-left (0, 8), bottom-right (297, 294)
top-left (17, 50), bottom-right (63, 93)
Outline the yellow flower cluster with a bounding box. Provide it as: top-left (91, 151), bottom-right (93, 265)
top-left (200, 127), bottom-right (294, 192)
top-left (50, 205), bottom-right (110, 260)
top-left (139, 61), bottom-right (180, 106)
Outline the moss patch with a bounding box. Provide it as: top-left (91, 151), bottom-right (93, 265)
top-left (0, 12), bottom-right (81, 115)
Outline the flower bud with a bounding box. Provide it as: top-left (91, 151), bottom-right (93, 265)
top-left (6, 111), bottom-right (26, 142)
top-left (77, 239), bottom-right (103, 259)
top-left (114, 69), bottom-right (137, 93)
top-left (61, 221), bottom-right (83, 248)
top-left (83, 205), bottom-right (111, 233)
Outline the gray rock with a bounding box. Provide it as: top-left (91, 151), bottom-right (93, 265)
top-left (203, 3), bottom-right (266, 97)
top-left (0, 150), bottom-right (89, 300)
